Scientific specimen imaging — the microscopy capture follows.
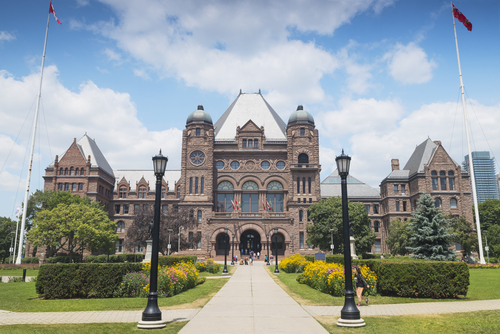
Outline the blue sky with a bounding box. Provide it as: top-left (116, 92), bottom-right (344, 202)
top-left (1, 0), bottom-right (499, 219)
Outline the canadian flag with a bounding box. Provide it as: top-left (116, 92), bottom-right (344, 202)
top-left (235, 200), bottom-right (240, 211)
top-left (231, 200), bottom-right (236, 210)
top-left (49, 1), bottom-right (62, 24)
top-left (266, 201), bottom-right (272, 211)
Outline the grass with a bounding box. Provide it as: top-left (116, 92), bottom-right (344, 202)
top-left (0, 276), bottom-right (229, 312)
top-left (316, 310), bottom-right (500, 334)
top-left (265, 266), bottom-right (500, 306)
top-left (0, 321), bottom-right (187, 333)
top-left (0, 270), bottom-right (39, 277)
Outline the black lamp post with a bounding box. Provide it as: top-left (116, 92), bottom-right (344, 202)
top-left (266, 233), bottom-right (270, 265)
top-left (336, 150), bottom-right (364, 327)
top-left (231, 233), bottom-right (235, 265)
top-left (274, 227), bottom-right (280, 274)
top-left (330, 229), bottom-right (335, 255)
top-left (223, 228), bottom-right (229, 274)
top-left (138, 150), bottom-right (168, 329)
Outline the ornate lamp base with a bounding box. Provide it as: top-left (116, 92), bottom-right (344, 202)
top-left (137, 320), bottom-right (166, 329)
top-left (337, 318), bottom-right (366, 327)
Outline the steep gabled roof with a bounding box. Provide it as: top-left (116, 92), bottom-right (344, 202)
top-left (113, 170), bottom-right (181, 192)
top-left (320, 169), bottom-right (380, 199)
top-left (49, 134), bottom-right (114, 177)
top-left (403, 138), bottom-right (437, 176)
top-left (214, 92), bottom-right (287, 141)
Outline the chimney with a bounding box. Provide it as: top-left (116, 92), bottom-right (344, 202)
top-left (391, 159), bottom-right (400, 171)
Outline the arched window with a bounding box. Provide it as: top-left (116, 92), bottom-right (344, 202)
top-left (75, 168), bottom-right (79, 176)
top-left (450, 198), bottom-right (457, 209)
top-left (374, 221), bottom-right (380, 233)
top-left (298, 153), bottom-right (309, 164)
top-left (201, 177), bottom-right (204, 194)
top-left (139, 186), bottom-right (147, 199)
top-left (267, 181), bottom-right (284, 212)
top-left (116, 221), bottom-right (125, 233)
top-left (64, 168), bottom-right (68, 175)
top-left (242, 181), bottom-right (259, 212)
top-left (177, 187), bottom-right (181, 198)
top-left (119, 187), bottom-right (127, 198)
top-left (59, 168), bottom-right (63, 175)
top-left (448, 171), bottom-right (455, 190)
top-left (440, 171), bottom-right (446, 190)
top-left (80, 168), bottom-right (85, 175)
top-left (308, 177), bottom-right (311, 193)
top-left (434, 198), bottom-right (442, 208)
top-left (431, 171), bottom-right (438, 190)
top-left (70, 167), bottom-right (75, 175)
top-left (197, 210), bottom-right (202, 221)
top-left (217, 181), bottom-right (234, 212)
top-left (299, 210), bottom-right (303, 222)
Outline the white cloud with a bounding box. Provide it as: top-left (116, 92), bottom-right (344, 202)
top-left (76, 0), bottom-right (90, 7)
top-left (104, 48), bottom-right (123, 62)
top-left (384, 42), bottom-right (437, 84)
top-left (133, 68), bottom-right (150, 80)
top-left (0, 31), bottom-right (15, 42)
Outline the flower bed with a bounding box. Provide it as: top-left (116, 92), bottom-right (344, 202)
top-left (280, 254), bottom-right (309, 273)
top-left (467, 263), bottom-right (500, 269)
top-left (195, 258), bottom-right (221, 274)
top-left (297, 261), bottom-right (377, 297)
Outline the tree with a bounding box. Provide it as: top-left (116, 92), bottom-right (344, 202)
top-left (476, 199), bottom-right (500, 232)
top-left (125, 207), bottom-right (200, 255)
top-left (407, 193), bottom-right (456, 261)
top-left (306, 197), bottom-right (376, 254)
top-left (484, 225), bottom-right (500, 262)
top-left (27, 202), bottom-right (117, 260)
top-left (0, 217), bottom-right (18, 263)
top-left (386, 218), bottom-right (411, 256)
top-left (449, 215), bottom-right (477, 258)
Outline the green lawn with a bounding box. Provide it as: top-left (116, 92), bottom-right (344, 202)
top-left (0, 277), bottom-right (229, 312)
top-left (316, 310), bottom-right (500, 334)
top-left (0, 321), bottom-right (187, 333)
top-left (266, 266), bottom-right (500, 306)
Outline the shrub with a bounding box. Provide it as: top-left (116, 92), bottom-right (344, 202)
top-left (46, 256), bottom-right (81, 264)
top-left (21, 257), bottom-right (39, 264)
top-left (158, 256), bottom-right (197, 267)
top-left (206, 263), bottom-right (221, 274)
top-left (113, 272), bottom-right (149, 297)
top-left (157, 262), bottom-right (199, 297)
top-left (297, 261), bottom-right (377, 297)
top-left (280, 254), bottom-right (309, 273)
top-left (36, 263), bottom-right (142, 299)
top-left (8, 277), bottom-right (23, 283)
top-left (0, 263), bottom-right (39, 270)
top-left (376, 261), bottom-right (469, 298)
top-left (195, 262), bottom-right (206, 272)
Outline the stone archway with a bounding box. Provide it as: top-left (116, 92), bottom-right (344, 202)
top-left (239, 229), bottom-right (262, 256)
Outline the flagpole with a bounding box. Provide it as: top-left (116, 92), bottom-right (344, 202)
top-left (16, 11), bottom-right (51, 264)
top-left (451, 2), bottom-right (485, 264)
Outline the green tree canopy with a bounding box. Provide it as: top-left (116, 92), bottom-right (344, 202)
top-left (407, 193), bottom-right (456, 261)
top-left (386, 218), bottom-right (411, 256)
top-left (0, 217), bottom-right (18, 263)
top-left (306, 197), bottom-right (375, 254)
top-left (476, 199), bottom-right (500, 232)
top-left (449, 215), bottom-right (477, 258)
top-left (27, 202), bottom-right (117, 259)
top-left (484, 225), bottom-right (500, 262)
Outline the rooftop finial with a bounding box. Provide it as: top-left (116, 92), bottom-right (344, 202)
top-left (159, 149), bottom-right (162, 155)
top-left (197, 105), bottom-right (204, 110)
top-left (297, 105), bottom-right (303, 111)
top-left (258, 89), bottom-right (261, 94)
top-left (239, 89), bottom-right (242, 95)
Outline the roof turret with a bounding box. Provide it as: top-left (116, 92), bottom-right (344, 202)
top-left (287, 105), bottom-right (314, 126)
top-left (186, 105), bottom-right (213, 125)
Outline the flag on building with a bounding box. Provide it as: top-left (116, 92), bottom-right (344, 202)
top-left (15, 207), bottom-right (21, 217)
top-left (49, 1), bottom-right (62, 24)
top-left (452, 3), bottom-right (472, 31)
top-left (231, 200), bottom-right (236, 210)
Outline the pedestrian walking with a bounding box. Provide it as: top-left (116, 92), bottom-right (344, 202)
top-left (354, 266), bottom-right (370, 306)
top-left (257, 251), bottom-right (260, 259)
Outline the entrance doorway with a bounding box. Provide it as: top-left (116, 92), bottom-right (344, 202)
top-left (239, 229), bottom-right (261, 256)
top-left (270, 232), bottom-right (285, 256)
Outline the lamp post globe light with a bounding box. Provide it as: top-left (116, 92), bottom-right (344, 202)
top-left (167, 229), bottom-right (173, 256)
top-left (223, 228), bottom-right (229, 274)
top-left (266, 233), bottom-right (270, 265)
top-left (330, 229), bottom-right (335, 255)
top-left (138, 150), bottom-right (168, 329)
top-left (274, 227), bottom-right (280, 274)
top-left (335, 150), bottom-right (365, 328)
top-left (231, 233), bottom-right (235, 265)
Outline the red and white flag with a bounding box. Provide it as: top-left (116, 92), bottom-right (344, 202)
top-left (49, 1), bottom-right (62, 24)
top-left (452, 3), bottom-right (471, 31)
top-left (235, 200), bottom-right (240, 211)
top-left (231, 200), bottom-right (236, 210)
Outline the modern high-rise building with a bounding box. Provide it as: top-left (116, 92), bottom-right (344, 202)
top-left (463, 151), bottom-right (499, 203)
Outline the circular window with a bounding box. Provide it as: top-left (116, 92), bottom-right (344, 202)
top-left (216, 161), bottom-right (224, 170)
top-left (276, 161), bottom-right (285, 170)
top-left (230, 161), bottom-right (240, 169)
top-left (190, 151), bottom-right (205, 165)
top-left (261, 161), bottom-right (270, 170)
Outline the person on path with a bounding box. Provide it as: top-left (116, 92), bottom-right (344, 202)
top-left (250, 257), bottom-right (253, 265)
top-left (354, 266), bottom-right (369, 306)
top-left (264, 254), bottom-right (268, 263)
top-left (257, 251), bottom-right (260, 259)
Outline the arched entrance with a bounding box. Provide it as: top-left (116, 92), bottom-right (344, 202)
top-left (270, 232), bottom-right (285, 256)
top-left (239, 229), bottom-right (261, 256)
top-left (215, 232), bottom-right (230, 256)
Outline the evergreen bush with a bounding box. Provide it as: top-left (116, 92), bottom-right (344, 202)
top-left (21, 257), bottom-right (39, 264)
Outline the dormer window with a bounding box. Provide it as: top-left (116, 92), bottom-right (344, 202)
top-left (242, 139), bottom-right (247, 148)
top-left (196, 128), bottom-right (201, 136)
top-left (138, 186), bottom-right (147, 199)
top-left (119, 187), bottom-right (127, 198)
top-left (248, 139), bottom-right (253, 147)
top-left (254, 139), bottom-right (258, 148)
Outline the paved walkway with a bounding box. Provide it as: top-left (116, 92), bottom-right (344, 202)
top-left (179, 263), bottom-right (328, 334)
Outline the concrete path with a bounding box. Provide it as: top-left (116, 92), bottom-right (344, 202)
top-left (305, 299), bottom-right (500, 317)
top-left (179, 263), bottom-right (329, 334)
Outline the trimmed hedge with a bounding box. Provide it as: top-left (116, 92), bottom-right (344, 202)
top-left (46, 256), bottom-right (81, 263)
top-left (21, 257), bottom-right (40, 264)
top-left (84, 254), bottom-right (144, 263)
top-left (158, 256), bottom-right (197, 267)
top-left (36, 263), bottom-right (142, 299)
top-left (305, 254), bottom-right (345, 264)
